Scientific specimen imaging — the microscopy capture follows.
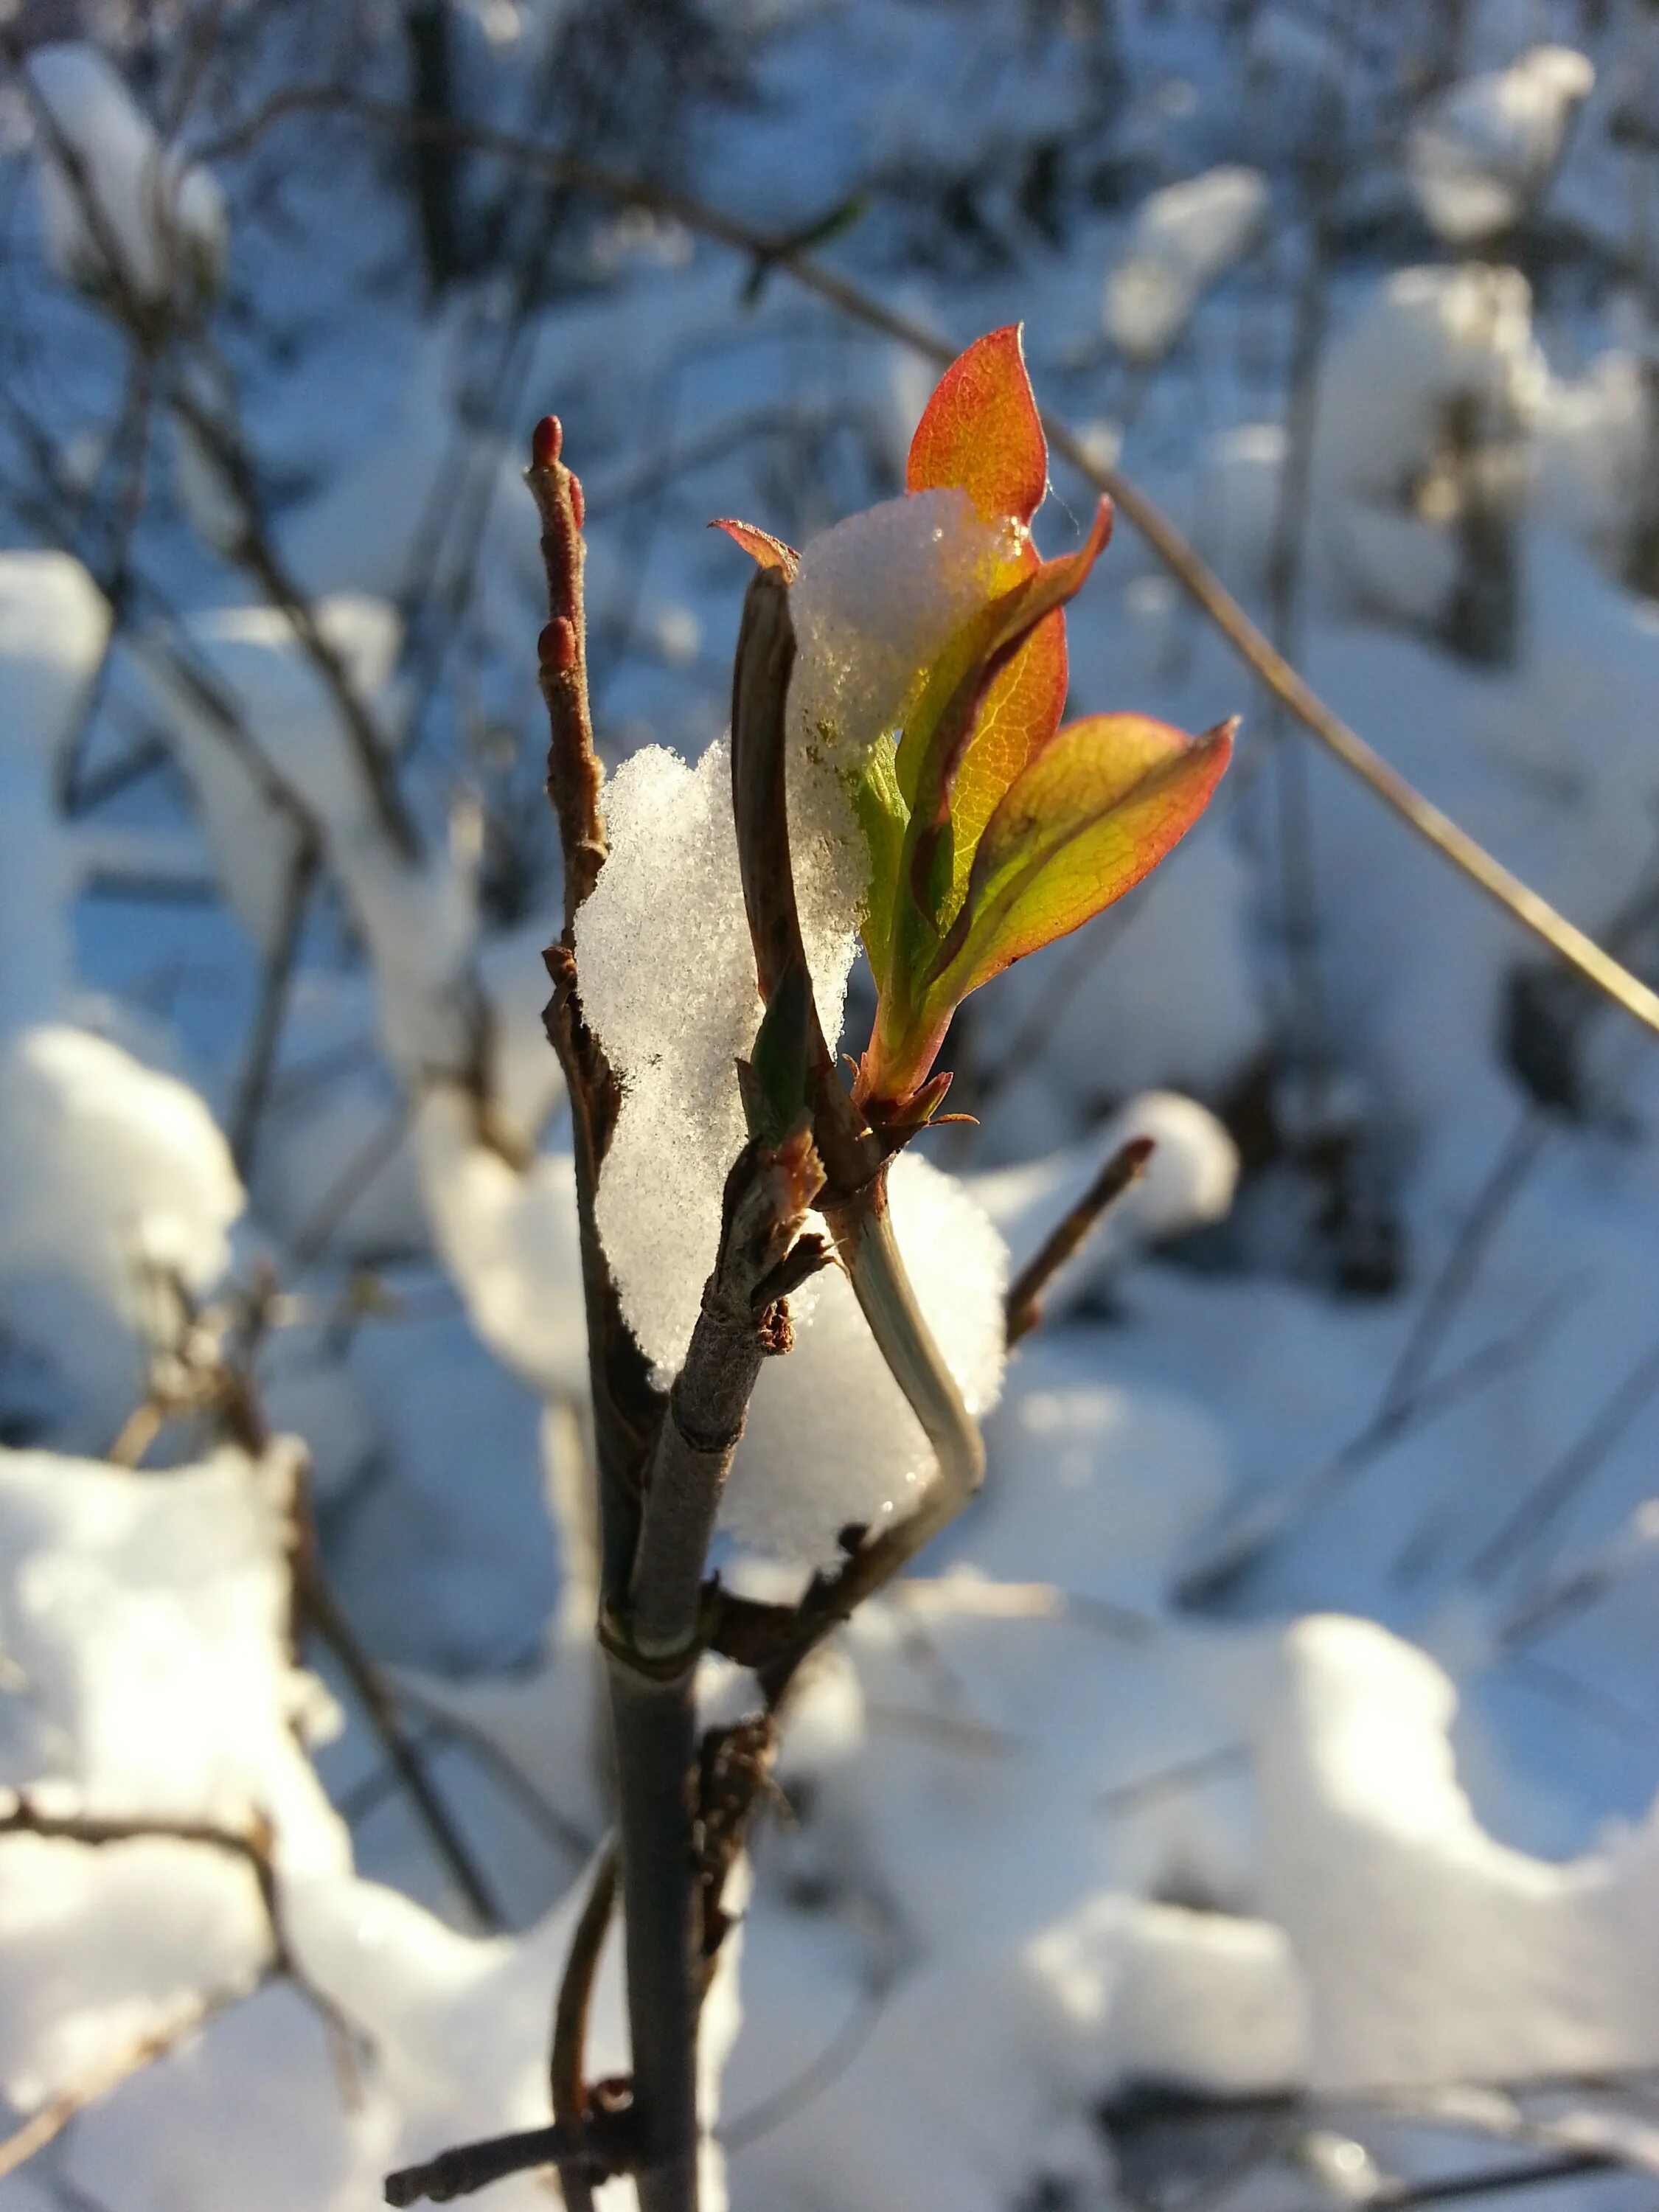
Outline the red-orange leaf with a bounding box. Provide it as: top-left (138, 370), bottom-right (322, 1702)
top-left (906, 324), bottom-right (1048, 529)
top-left (897, 496), bottom-right (1113, 904)
top-left (943, 605), bottom-right (1068, 908)
top-left (710, 517), bottom-right (801, 580)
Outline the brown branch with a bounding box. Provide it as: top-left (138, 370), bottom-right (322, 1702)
top-left (0, 1984), bottom-right (237, 2181)
top-left (526, 415), bottom-right (606, 930)
top-left (526, 420), bottom-right (660, 1599)
top-left (721, 574), bottom-right (987, 1712)
top-left (0, 1792), bottom-right (365, 2135)
top-left (291, 1548), bottom-right (504, 1933)
top-left (548, 1843), bottom-right (619, 2212)
top-left (4, 48), bottom-right (420, 869)
top-left (1004, 1134), bottom-right (1155, 1346)
top-left (626, 1131), bottom-right (827, 1661)
top-left (165, 371), bottom-right (422, 863)
top-left (521, 415), bottom-right (714, 2212)
top-left (1346, 2149), bottom-right (1621, 2211)
top-left (229, 836), bottom-right (319, 1178)
top-left (1467, 1327), bottom-right (1659, 1589)
top-left (385, 2104), bottom-right (636, 2208)
top-left (195, 86), bottom-right (1659, 1053)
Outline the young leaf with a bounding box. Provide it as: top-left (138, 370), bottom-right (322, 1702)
top-left (740, 956), bottom-right (815, 1147)
top-left (710, 517), bottom-right (801, 580)
top-left (853, 734), bottom-right (909, 993)
top-left (942, 605), bottom-right (1067, 911)
top-left (929, 713), bottom-right (1236, 1005)
top-left (894, 499), bottom-right (1113, 942)
top-left (907, 324), bottom-right (1048, 528)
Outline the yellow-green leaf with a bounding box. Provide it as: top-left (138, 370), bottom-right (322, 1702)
top-left (891, 500), bottom-right (1113, 985)
top-left (854, 733), bottom-right (908, 993)
top-left (926, 712), bottom-right (1235, 1006)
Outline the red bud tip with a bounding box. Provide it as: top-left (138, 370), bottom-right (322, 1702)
top-left (532, 414), bottom-right (563, 468)
top-left (539, 616), bottom-right (578, 672)
top-left (567, 471), bottom-right (585, 529)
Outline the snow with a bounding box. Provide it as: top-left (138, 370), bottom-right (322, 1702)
top-left (0, 1024), bottom-right (239, 1304)
top-left (0, 1026), bottom-right (242, 1435)
top-left (1105, 167), bottom-right (1269, 364)
top-left (26, 44), bottom-right (227, 303)
top-left (0, 552), bottom-right (110, 1027)
top-left (1535, 347), bottom-right (1652, 572)
top-left (1248, 1614), bottom-right (1659, 2084)
top-left (6, 10), bottom-right (1659, 2211)
top-left (1408, 47), bottom-right (1596, 245)
top-left (139, 596), bottom-right (404, 956)
top-left (413, 1089), bottom-right (588, 1400)
top-left (787, 487), bottom-right (1011, 968)
top-left (725, 1150), bottom-right (1009, 1564)
top-left (576, 738), bottom-right (767, 1374)
top-left (0, 1441), bottom-right (345, 1868)
top-left (1312, 263), bottom-right (1544, 629)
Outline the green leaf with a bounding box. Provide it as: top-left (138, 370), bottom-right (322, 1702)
top-left (922, 713), bottom-right (1236, 1012)
top-left (853, 733), bottom-right (909, 995)
top-left (740, 958), bottom-right (815, 1147)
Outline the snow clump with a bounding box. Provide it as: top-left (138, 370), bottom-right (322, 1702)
top-left (26, 44), bottom-right (228, 302)
top-left (1105, 167), bottom-right (1269, 364)
top-left (724, 1149), bottom-right (1009, 1565)
top-left (1407, 46), bottom-right (1594, 246)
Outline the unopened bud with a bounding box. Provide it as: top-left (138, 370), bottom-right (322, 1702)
top-left (532, 414), bottom-right (563, 467)
top-left (568, 471), bottom-right (585, 529)
top-left (540, 616), bottom-right (578, 672)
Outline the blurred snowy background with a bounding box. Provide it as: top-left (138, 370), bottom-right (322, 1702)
top-left (3, 1), bottom-right (1659, 2208)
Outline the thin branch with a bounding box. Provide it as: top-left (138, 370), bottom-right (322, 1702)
top-left (1377, 1107), bottom-right (1553, 1427)
top-left (293, 1553), bottom-right (504, 1933)
top-left (526, 414), bottom-right (606, 931)
top-left (385, 1683), bottom-right (597, 1868)
top-left (1468, 1329), bottom-right (1659, 1588)
top-left (526, 416), bottom-right (660, 1600)
top-left (0, 1986), bottom-right (237, 2181)
top-left (229, 837), bottom-right (319, 1178)
top-left (1343, 2148), bottom-right (1620, 2211)
top-left (1004, 1134), bottom-right (1155, 1345)
top-left (166, 370), bottom-right (422, 862)
top-left (549, 1843), bottom-right (619, 2212)
top-left (195, 88), bottom-right (1659, 1051)
top-left (284, 1099), bottom-right (412, 1273)
top-left (1175, 1287), bottom-right (1573, 1606)
top-left (0, 1792), bottom-right (364, 2129)
top-left (720, 571), bottom-right (987, 1706)
top-left (4, 48), bottom-right (420, 868)
top-left (385, 2110), bottom-right (634, 2208)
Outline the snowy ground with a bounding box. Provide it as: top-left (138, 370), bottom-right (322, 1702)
top-left (2, 2), bottom-right (1659, 2209)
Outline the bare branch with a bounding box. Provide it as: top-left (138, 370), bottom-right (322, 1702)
top-left (627, 1130), bottom-right (826, 1662)
top-left (526, 414), bottom-right (607, 931)
top-left (549, 1843), bottom-right (620, 2212)
top-left (229, 838), bottom-right (319, 1178)
top-left (385, 2105), bottom-right (636, 2208)
top-left (0, 1790), bottom-right (366, 2146)
top-left (0, 1986), bottom-right (236, 2181)
top-left (292, 1552), bottom-right (504, 1933)
top-left (1004, 1135), bottom-right (1155, 1346)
